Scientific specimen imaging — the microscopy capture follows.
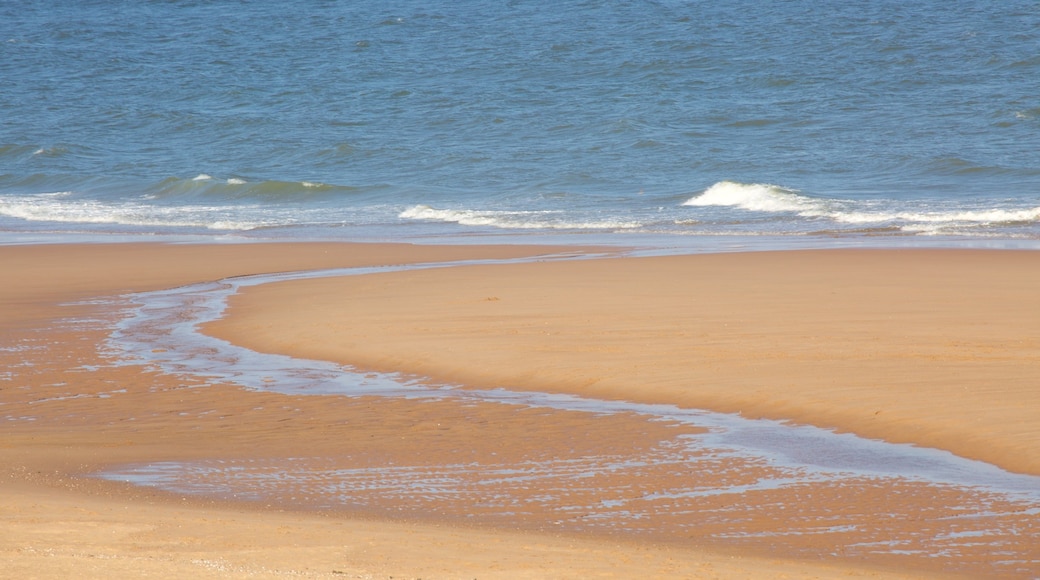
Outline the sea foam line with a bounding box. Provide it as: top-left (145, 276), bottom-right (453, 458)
top-left (399, 204), bottom-right (643, 230)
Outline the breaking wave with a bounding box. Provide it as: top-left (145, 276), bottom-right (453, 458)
top-left (399, 205), bottom-right (642, 230)
top-left (684, 181), bottom-right (1040, 235)
top-left (683, 181), bottom-right (828, 213)
top-left (2, 175), bottom-right (1037, 240)
top-left (0, 195), bottom-right (276, 230)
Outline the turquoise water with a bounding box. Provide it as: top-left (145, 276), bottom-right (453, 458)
top-left (2, 1), bottom-right (1039, 245)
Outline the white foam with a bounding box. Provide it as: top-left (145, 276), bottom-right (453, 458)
top-left (400, 204), bottom-right (641, 230)
top-left (683, 181), bottom-right (1040, 234)
top-left (837, 207), bottom-right (1040, 225)
top-left (226, 178), bottom-right (247, 185)
top-left (31, 146), bottom-right (69, 156)
top-left (683, 181), bottom-right (825, 213)
top-left (0, 196), bottom-right (268, 231)
top-left (192, 174), bottom-right (213, 181)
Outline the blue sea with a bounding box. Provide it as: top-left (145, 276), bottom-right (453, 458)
top-left (3, 0), bottom-right (1039, 249)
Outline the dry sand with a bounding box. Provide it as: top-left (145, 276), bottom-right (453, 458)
top-left (2, 242), bottom-right (1037, 579)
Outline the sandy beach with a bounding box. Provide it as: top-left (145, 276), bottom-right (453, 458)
top-left (3, 242), bottom-right (1038, 579)
top-left (211, 249), bottom-right (1040, 476)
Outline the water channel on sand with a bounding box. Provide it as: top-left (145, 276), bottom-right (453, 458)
top-left (96, 256), bottom-right (1040, 577)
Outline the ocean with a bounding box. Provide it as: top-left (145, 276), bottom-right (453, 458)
top-left (3, 0), bottom-right (1039, 249)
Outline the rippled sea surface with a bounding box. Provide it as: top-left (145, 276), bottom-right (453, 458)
top-left (2, 0), bottom-right (1039, 245)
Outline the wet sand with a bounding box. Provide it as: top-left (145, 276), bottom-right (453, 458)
top-left (3, 242), bottom-right (1037, 578)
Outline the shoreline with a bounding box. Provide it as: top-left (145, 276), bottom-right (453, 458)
top-left (3, 241), bottom-right (1037, 578)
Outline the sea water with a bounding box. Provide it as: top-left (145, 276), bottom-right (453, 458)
top-left (2, 0), bottom-right (1039, 247)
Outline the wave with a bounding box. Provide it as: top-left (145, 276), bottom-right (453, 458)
top-left (0, 144), bottom-right (43, 160)
top-left (0, 195), bottom-right (275, 230)
top-left (1, 172), bottom-right (365, 203)
top-left (142, 175), bottom-right (360, 201)
top-left (3, 176), bottom-right (1037, 239)
top-left (836, 207), bottom-right (1040, 225)
top-left (683, 181), bottom-right (827, 213)
top-left (683, 181), bottom-right (1040, 234)
top-left (399, 205), bottom-right (642, 230)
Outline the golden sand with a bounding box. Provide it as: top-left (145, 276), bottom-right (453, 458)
top-left (4, 242), bottom-right (1037, 578)
top-left (210, 249), bottom-right (1040, 476)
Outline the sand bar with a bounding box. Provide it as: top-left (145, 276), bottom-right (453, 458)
top-left (210, 249), bottom-right (1040, 477)
top-left (3, 242), bottom-right (1037, 578)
